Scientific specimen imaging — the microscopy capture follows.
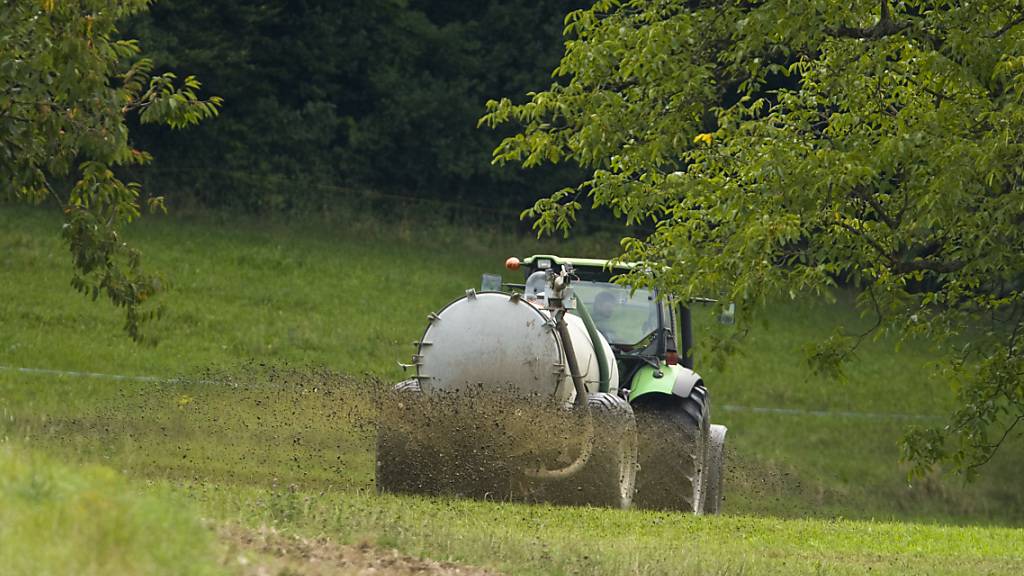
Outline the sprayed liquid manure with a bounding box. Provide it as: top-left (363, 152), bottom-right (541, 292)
top-left (7, 363), bottom-right (1016, 522)
top-left (1, 363), bottom-right (757, 511)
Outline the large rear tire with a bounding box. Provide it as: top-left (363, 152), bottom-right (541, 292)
top-left (632, 385), bottom-right (710, 513)
top-left (548, 393), bottom-right (639, 509)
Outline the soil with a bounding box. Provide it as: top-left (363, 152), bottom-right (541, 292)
top-left (218, 524), bottom-right (500, 576)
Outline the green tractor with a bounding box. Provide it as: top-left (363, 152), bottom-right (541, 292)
top-left (376, 255), bottom-right (727, 513)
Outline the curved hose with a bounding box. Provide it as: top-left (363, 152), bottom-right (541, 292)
top-left (575, 297), bottom-right (611, 393)
top-left (522, 409), bottom-right (594, 480)
top-left (522, 308), bottom-right (596, 480)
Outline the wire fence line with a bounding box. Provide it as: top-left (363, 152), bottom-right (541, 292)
top-left (0, 364), bottom-right (162, 382)
top-left (716, 403), bottom-right (941, 421)
top-left (1, 364), bottom-right (943, 422)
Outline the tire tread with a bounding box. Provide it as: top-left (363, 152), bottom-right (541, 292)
top-left (632, 385), bottom-right (710, 512)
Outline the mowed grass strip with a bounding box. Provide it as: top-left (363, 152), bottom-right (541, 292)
top-left (194, 484), bottom-right (1024, 576)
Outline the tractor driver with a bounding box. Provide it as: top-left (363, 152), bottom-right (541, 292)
top-left (591, 291), bottom-right (621, 343)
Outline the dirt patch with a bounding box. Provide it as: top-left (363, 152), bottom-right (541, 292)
top-left (219, 524), bottom-right (499, 576)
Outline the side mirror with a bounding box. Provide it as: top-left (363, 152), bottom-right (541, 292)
top-left (481, 273), bottom-right (502, 292)
top-left (719, 302), bottom-right (736, 325)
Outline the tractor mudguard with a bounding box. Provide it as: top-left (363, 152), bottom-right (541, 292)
top-left (628, 363), bottom-right (703, 403)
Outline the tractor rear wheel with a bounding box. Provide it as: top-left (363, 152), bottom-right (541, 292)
top-left (632, 385), bottom-right (710, 513)
top-left (548, 392), bottom-right (638, 509)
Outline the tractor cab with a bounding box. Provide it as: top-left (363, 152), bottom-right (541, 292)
top-left (506, 254), bottom-right (693, 395)
top-left (513, 255), bottom-right (686, 355)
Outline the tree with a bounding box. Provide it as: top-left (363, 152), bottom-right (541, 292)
top-left (126, 0), bottom-right (583, 212)
top-left (1, 0), bottom-right (221, 340)
top-left (482, 0), bottom-right (1024, 476)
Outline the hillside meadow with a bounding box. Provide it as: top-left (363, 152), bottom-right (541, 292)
top-left (1, 205), bottom-right (1022, 574)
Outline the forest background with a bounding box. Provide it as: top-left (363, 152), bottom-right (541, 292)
top-left (125, 0), bottom-right (587, 217)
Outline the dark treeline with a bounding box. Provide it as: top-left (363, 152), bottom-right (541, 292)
top-left (127, 0), bottom-right (584, 215)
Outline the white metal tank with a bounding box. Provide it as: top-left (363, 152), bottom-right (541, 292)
top-left (415, 290), bottom-right (619, 403)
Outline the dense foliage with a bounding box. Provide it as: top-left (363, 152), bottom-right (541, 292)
top-left (0, 0), bottom-right (220, 340)
top-left (127, 0), bottom-right (584, 212)
top-left (483, 0), bottom-right (1024, 475)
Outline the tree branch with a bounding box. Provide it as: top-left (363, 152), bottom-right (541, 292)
top-left (968, 414), bottom-right (1024, 472)
top-left (44, 179), bottom-right (67, 213)
top-left (836, 220), bottom-right (895, 264)
top-left (838, 285), bottom-right (884, 363)
top-left (853, 187), bottom-right (899, 230)
top-left (990, 12), bottom-right (1024, 38)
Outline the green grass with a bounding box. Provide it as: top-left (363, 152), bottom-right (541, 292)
top-left (0, 206), bottom-right (614, 378)
top-left (687, 297), bottom-right (1024, 522)
top-left (193, 484), bottom-right (1024, 575)
top-left (0, 443), bottom-right (222, 576)
top-left (1, 204), bottom-right (1023, 575)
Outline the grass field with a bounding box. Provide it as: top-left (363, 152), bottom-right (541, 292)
top-left (0, 443), bottom-right (222, 576)
top-left (1, 205), bottom-right (1023, 574)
